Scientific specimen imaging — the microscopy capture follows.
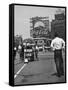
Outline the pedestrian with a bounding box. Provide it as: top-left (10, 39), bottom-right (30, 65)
top-left (19, 44), bottom-right (24, 61)
top-left (35, 41), bottom-right (39, 61)
top-left (21, 44), bottom-right (24, 60)
top-left (31, 45), bottom-right (35, 61)
top-left (51, 32), bottom-right (65, 77)
top-left (14, 45), bottom-right (17, 60)
top-left (18, 44), bottom-right (24, 60)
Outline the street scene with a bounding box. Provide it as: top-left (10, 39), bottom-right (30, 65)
top-left (14, 5), bottom-right (66, 85)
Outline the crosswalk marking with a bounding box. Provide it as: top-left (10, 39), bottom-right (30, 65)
top-left (14, 63), bottom-right (27, 79)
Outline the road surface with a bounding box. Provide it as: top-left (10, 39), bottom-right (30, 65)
top-left (14, 51), bottom-right (66, 85)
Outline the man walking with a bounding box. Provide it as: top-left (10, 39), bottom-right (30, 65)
top-left (35, 41), bottom-right (39, 61)
top-left (51, 33), bottom-right (65, 77)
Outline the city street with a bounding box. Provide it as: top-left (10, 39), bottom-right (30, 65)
top-left (14, 51), bottom-right (65, 85)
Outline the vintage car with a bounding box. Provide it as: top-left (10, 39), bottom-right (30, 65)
top-left (24, 43), bottom-right (35, 62)
top-left (23, 38), bottom-right (35, 62)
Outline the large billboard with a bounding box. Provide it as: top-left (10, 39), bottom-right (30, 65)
top-left (30, 17), bottom-right (50, 38)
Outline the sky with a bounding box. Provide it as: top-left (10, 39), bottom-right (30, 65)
top-left (14, 5), bottom-right (65, 39)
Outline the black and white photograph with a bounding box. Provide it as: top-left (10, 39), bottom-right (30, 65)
top-left (9, 4), bottom-right (66, 86)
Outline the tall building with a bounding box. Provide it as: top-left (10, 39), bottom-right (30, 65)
top-left (51, 13), bottom-right (65, 41)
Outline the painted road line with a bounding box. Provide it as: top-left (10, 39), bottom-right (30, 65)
top-left (14, 63), bottom-right (27, 79)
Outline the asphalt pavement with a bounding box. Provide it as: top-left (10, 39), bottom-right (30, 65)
top-left (14, 51), bottom-right (66, 85)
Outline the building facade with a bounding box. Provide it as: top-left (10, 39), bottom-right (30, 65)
top-left (51, 13), bottom-right (65, 41)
